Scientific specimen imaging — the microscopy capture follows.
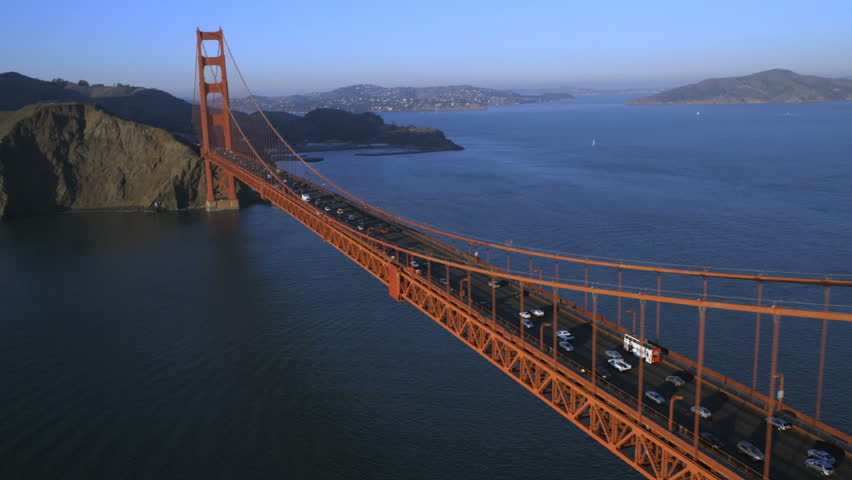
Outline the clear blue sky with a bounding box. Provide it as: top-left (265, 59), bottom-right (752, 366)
top-left (3, 0), bottom-right (851, 97)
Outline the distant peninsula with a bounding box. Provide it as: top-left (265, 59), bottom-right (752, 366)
top-left (230, 84), bottom-right (574, 113)
top-left (628, 69), bottom-right (852, 105)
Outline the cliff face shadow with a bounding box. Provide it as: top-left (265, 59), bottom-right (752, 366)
top-left (2, 134), bottom-right (64, 217)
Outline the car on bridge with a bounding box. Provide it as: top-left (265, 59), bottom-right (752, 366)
top-left (604, 350), bottom-right (622, 359)
top-left (556, 330), bottom-right (574, 341)
top-left (558, 341), bottom-right (574, 352)
top-left (522, 318), bottom-right (534, 329)
top-left (737, 441), bottom-right (765, 461)
top-left (595, 366), bottom-right (613, 380)
top-left (665, 375), bottom-right (686, 387)
top-left (805, 458), bottom-right (834, 476)
top-left (645, 391), bottom-right (666, 404)
top-left (608, 358), bottom-right (632, 372)
top-left (519, 311), bottom-right (532, 319)
top-left (700, 432), bottom-right (724, 450)
top-left (410, 260), bottom-right (420, 268)
top-left (324, 206), bottom-right (332, 212)
top-left (765, 417), bottom-right (792, 431)
top-left (531, 309), bottom-right (545, 317)
top-left (808, 449), bottom-right (836, 465)
top-left (690, 406), bottom-right (712, 418)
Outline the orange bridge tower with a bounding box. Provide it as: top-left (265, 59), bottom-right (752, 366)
top-left (196, 29), bottom-right (239, 211)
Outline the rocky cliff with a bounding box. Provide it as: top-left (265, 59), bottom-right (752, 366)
top-left (0, 103), bottom-right (206, 219)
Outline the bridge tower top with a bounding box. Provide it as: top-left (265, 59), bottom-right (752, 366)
top-left (195, 28), bottom-right (232, 153)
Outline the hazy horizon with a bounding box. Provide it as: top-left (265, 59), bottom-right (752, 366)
top-left (3, 0), bottom-right (852, 98)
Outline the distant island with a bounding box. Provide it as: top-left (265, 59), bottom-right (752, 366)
top-left (230, 84), bottom-right (574, 113)
top-left (628, 69), bottom-right (852, 105)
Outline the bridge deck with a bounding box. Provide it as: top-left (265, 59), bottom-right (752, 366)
top-left (213, 150), bottom-right (848, 480)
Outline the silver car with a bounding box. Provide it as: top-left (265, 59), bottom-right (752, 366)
top-left (645, 391), bottom-right (666, 404)
top-left (666, 375), bottom-right (686, 387)
top-left (558, 341), bottom-right (574, 352)
top-left (531, 309), bottom-right (545, 317)
top-left (519, 311), bottom-right (532, 319)
top-left (765, 417), bottom-right (791, 431)
top-left (804, 458), bottom-right (833, 476)
top-left (737, 441), bottom-right (765, 461)
top-left (556, 330), bottom-right (574, 341)
top-left (808, 449), bottom-right (836, 465)
top-left (690, 406), bottom-right (711, 418)
top-left (604, 350), bottom-right (622, 359)
top-left (522, 318), bottom-right (534, 329)
top-left (608, 358), bottom-right (632, 372)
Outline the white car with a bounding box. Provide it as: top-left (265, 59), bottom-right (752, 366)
top-left (608, 358), bottom-right (632, 372)
top-left (356, 225), bottom-right (365, 231)
top-left (558, 341), bottom-right (574, 352)
top-left (737, 441), bottom-right (765, 461)
top-left (301, 193), bottom-right (311, 202)
top-left (690, 406), bottom-right (712, 419)
top-left (439, 277), bottom-right (448, 285)
top-left (410, 260), bottom-right (420, 268)
top-left (645, 391), bottom-right (666, 404)
top-left (805, 458), bottom-right (834, 476)
top-left (604, 350), bottom-right (622, 359)
top-left (488, 280), bottom-right (504, 288)
top-left (519, 311), bottom-right (532, 319)
top-left (522, 318), bottom-right (534, 329)
top-left (556, 330), bottom-right (574, 341)
top-left (765, 417), bottom-right (791, 431)
top-left (531, 309), bottom-right (545, 317)
top-left (808, 449), bottom-right (836, 465)
top-left (323, 206), bottom-right (331, 212)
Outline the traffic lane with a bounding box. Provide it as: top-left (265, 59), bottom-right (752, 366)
top-left (489, 289), bottom-right (833, 480)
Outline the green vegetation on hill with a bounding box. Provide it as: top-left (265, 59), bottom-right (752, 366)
top-left (628, 69), bottom-right (852, 105)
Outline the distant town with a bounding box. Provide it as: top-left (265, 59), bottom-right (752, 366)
top-left (230, 84), bottom-right (574, 113)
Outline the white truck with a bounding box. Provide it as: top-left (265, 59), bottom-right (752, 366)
top-left (623, 334), bottom-right (662, 364)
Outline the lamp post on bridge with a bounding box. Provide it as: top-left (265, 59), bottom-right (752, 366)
top-left (626, 309), bottom-right (637, 334)
top-left (669, 395), bottom-right (684, 432)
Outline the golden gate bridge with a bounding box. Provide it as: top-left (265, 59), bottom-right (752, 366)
top-left (193, 29), bottom-right (851, 479)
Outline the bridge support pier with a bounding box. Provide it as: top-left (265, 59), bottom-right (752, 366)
top-left (204, 158), bottom-right (240, 211)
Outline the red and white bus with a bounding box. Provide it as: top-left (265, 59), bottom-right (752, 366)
top-left (623, 334), bottom-right (663, 364)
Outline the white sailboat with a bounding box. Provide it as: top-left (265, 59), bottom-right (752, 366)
top-left (592, 138), bottom-right (596, 147)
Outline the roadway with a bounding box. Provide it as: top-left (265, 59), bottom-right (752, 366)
top-left (224, 152), bottom-right (848, 479)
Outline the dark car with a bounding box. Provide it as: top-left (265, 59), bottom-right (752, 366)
top-left (595, 366), bottom-right (613, 380)
top-left (700, 432), bottom-right (724, 449)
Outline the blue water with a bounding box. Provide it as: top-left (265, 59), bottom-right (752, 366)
top-left (1, 97), bottom-right (851, 479)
